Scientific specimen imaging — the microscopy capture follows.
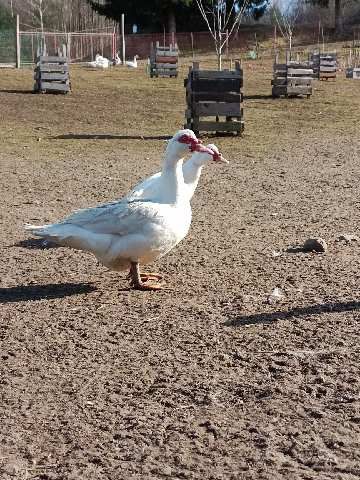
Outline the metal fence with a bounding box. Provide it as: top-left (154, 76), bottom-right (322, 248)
top-left (0, 26), bottom-right (275, 66)
top-left (0, 24), bottom-right (342, 66)
top-left (19, 31), bottom-right (116, 64)
top-left (5, 27), bottom-right (274, 65)
top-left (0, 29), bottom-right (16, 66)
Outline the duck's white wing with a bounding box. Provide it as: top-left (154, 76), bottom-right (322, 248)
top-left (61, 200), bottom-right (162, 236)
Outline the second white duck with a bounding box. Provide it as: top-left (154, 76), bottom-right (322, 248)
top-left (88, 54), bottom-right (110, 69)
top-left (126, 143), bottom-right (228, 202)
top-left (112, 53), bottom-right (122, 66)
top-left (126, 55), bottom-right (139, 68)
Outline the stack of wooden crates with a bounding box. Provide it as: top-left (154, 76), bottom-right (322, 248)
top-left (310, 52), bottom-right (337, 80)
top-left (272, 55), bottom-right (313, 98)
top-left (150, 42), bottom-right (178, 78)
top-left (34, 55), bottom-right (70, 94)
top-left (184, 61), bottom-right (244, 135)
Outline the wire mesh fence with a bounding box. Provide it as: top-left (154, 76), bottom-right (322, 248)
top-left (19, 31), bottom-right (116, 64)
top-left (0, 29), bottom-right (16, 66)
top-left (0, 25), bottom-right (275, 66)
top-left (15, 28), bottom-right (272, 65)
top-left (0, 23), bottom-right (354, 67)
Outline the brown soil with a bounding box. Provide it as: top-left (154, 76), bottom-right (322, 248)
top-left (0, 55), bottom-right (360, 480)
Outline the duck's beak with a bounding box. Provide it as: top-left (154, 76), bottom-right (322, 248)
top-left (212, 152), bottom-right (229, 164)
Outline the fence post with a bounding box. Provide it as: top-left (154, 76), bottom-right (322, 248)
top-left (67, 33), bottom-right (71, 62)
top-left (121, 13), bottom-right (125, 64)
top-left (112, 25), bottom-right (116, 59)
top-left (90, 34), bottom-right (94, 60)
top-left (16, 14), bottom-right (20, 68)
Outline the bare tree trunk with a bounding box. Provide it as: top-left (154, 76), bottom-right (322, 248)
top-left (38, 0), bottom-right (45, 54)
top-left (289, 32), bottom-right (292, 58)
top-left (334, 0), bottom-right (343, 34)
top-left (168, 9), bottom-right (176, 33)
top-left (217, 29), bottom-right (222, 70)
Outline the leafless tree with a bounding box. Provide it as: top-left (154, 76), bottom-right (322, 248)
top-left (195, 0), bottom-right (250, 70)
top-left (0, 0), bottom-right (112, 31)
top-left (272, 0), bottom-right (303, 56)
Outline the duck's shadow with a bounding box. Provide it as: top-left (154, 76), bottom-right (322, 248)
top-left (14, 238), bottom-right (59, 250)
top-left (0, 282), bottom-right (97, 303)
top-left (225, 300), bottom-right (360, 327)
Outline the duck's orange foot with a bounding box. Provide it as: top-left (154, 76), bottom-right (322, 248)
top-left (128, 262), bottom-right (164, 291)
top-left (140, 272), bottom-right (163, 283)
top-left (133, 282), bottom-right (163, 291)
top-left (126, 272), bottom-right (163, 284)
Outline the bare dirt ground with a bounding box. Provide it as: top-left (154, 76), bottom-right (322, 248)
top-left (0, 54), bottom-right (360, 480)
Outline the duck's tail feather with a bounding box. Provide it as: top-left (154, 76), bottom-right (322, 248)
top-left (25, 223), bottom-right (68, 240)
top-left (25, 223), bottom-right (91, 251)
top-left (24, 223), bottom-right (112, 253)
top-left (25, 223), bottom-right (52, 236)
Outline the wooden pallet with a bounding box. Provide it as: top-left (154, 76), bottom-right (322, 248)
top-left (310, 52), bottom-right (337, 80)
top-left (184, 61), bottom-right (244, 135)
top-left (272, 59), bottom-right (313, 98)
top-left (34, 56), bottom-right (70, 94)
top-left (150, 42), bottom-right (178, 78)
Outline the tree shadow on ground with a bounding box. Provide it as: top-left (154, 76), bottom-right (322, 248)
top-left (199, 132), bottom-right (243, 138)
top-left (225, 300), bottom-right (360, 327)
top-left (53, 133), bottom-right (172, 141)
top-left (0, 89), bottom-right (35, 94)
top-left (0, 283), bottom-right (97, 303)
top-left (244, 94), bottom-right (275, 100)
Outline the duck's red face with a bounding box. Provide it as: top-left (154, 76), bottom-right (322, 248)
top-left (178, 133), bottom-right (201, 152)
top-left (195, 144), bottom-right (217, 156)
top-left (205, 144), bottom-right (229, 164)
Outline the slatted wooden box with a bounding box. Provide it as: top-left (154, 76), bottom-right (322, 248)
top-left (34, 56), bottom-right (70, 94)
top-left (184, 61), bottom-right (244, 135)
top-left (272, 60), bottom-right (313, 98)
top-left (346, 67), bottom-right (360, 79)
top-left (310, 52), bottom-right (337, 80)
top-left (150, 42), bottom-right (178, 78)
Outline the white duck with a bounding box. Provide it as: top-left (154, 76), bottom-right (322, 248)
top-left (127, 144), bottom-right (228, 203)
top-left (126, 55), bottom-right (139, 68)
top-left (25, 130), bottom-right (213, 290)
top-left (88, 54), bottom-right (110, 69)
top-left (113, 53), bottom-right (122, 66)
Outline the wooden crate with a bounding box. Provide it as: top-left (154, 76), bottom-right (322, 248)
top-left (184, 61), bottom-right (244, 135)
top-left (272, 59), bottom-right (313, 98)
top-left (150, 42), bottom-right (178, 78)
top-left (346, 67), bottom-right (360, 79)
top-left (310, 52), bottom-right (337, 80)
top-left (34, 56), bottom-right (70, 94)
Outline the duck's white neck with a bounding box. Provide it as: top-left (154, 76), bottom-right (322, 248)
top-left (159, 144), bottom-right (186, 204)
top-left (183, 158), bottom-right (204, 191)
